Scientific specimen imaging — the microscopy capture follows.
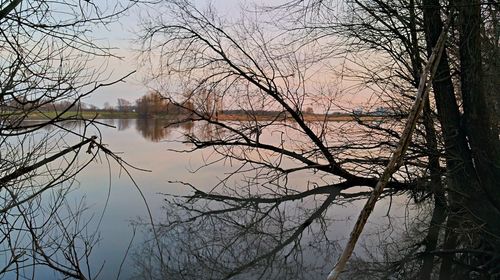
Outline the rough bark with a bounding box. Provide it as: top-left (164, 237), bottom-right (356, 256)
top-left (455, 0), bottom-right (500, 221)
top-left (421, 4), bottom-right (474, 276)
top-left (423, 1), bottom-right (500, 277)
top-left (419, 98), bottom-right (447, 280)
top-left (409, 4), bottom-right (447, 276)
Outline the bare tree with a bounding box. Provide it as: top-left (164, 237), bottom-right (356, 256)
top-left (134, 1), bottom-right (438, 279)
top-left (135, 90), bottom-right (168, 117)
top-left (117, 98), bottom-right (134, 112)
top-left (136, 0), bottom-right (500, 279)
top-left (0, 1), bottom-right (137, 278)
top-left (251, 1), bottom-right (500, 278)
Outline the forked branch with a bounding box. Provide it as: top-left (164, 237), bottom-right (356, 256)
top-left (327, 16), bottom-right (451, 280)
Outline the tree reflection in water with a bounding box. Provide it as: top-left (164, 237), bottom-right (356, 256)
top-left (135, 119), bottom-right (168, 142)
top-left (117, 118), bottom-right (131, 131)
top-left (133, 118), bottom-right (194, 142)
top-left (121, 118), bottom-right (499, 279)
top-left (130, 172), bottom-right (427, 279)
top-left (124, 120), bottom-right (419, 280)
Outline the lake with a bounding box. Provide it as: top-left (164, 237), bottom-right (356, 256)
top-left (7, 119), bottom-right (420, 279)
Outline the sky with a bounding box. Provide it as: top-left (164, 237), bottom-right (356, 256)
top-left (85, 0), bottom-right (371, 110)
top-left (83, 4), bottom-right (150, 108)
top-left (86, 0), bottom-right (260, 108)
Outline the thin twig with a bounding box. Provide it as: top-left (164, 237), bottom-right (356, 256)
top-left (327, 16), bottom-right (451, 280)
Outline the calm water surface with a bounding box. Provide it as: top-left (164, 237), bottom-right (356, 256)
top-left (43, 119), bottom-right (415, 279)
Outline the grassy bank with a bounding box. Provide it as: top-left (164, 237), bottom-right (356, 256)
top-left (23, 111), bottom-right (139, 120)
top-left (19, 111), bottom-right (389, 122)
top-left (215, 113), bottom-right (387, 122)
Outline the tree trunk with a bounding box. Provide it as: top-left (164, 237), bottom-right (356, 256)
top-left (454, 0), bottom-right (500, 223)
top-left (438, 215), bottom-right (459, 280)
top-left (423, 1), bottom-right (500, 277)
top-left (422, 1), bottom-right (477, 277)
top-left (419, 100), bottom-right (446, 280)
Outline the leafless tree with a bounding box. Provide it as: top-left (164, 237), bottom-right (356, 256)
top-left (0, 1), bottom-right (138, 279)
top-left (136, 0), bottom-right (500, 279)
top-left (274, 1), bottom-right (500, 279)
top-left (134, 1), bottom-right (440, 279)
top-left (117, 98), bottom-right (134, 112)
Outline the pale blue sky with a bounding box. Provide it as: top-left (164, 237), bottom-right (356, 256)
top-left (84, 0), bottom-right (372, 110)
top-left (86, 0), bottom-right (272, 108)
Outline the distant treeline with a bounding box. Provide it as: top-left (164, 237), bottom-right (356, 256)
top-left (222, 109), bottom-right (403, 118)
top-left (133, 92), bottom-right (192, 117)
top-left (1, 92), bottom-right (192, 119)
top-left (3, 91), bottom-right (402, 119)
top-left (222, 110), bottom-right (287, 116)
top-left (1, 97), bottom-right (99, 113)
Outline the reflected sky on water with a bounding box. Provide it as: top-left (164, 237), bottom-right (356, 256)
top-left (31, 119), bottom-right (416, 279)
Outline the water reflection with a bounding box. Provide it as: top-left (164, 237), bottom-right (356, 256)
top-left (130, 187), bottom-right (415, 280)
top-left (135, 118), bottom-right (171, 142)
top-left (132, 196), bottom-right (342, 280)
top-left (24, 119), bottom-right (452, 280)
top-left (106, 119), bottom-right (418, 280)
top-left (117, 118), bottom-right (193, 142)
top-left (23, 119), bottom-right (493, 280)
top-left (117, 118), bottom-right (131, 131)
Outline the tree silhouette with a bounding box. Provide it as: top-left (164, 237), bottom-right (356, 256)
top-left (137, 0), bottom-right (500, 279)
top-left (0, 1), bottom-right (136, 278)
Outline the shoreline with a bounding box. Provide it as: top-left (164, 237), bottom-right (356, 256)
top-left (17, 111), bottom-right (395, 122)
